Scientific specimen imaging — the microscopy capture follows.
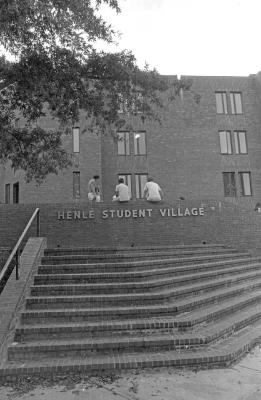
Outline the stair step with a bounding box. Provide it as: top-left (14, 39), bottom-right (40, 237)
top-left (33, 262), bottom-right (261, 291)
top-left (39, 252), bottom-right (251, 274)
top-left (2, 320), bottom-right (261, 376)
top-left (16, 289), bottom-right (261, 341)
top-left (22, 277), bottom-right (261, 319)
top-left (40, 249), bottom-right (244, 265)
top-left (44, 244), bottom-right (228, 256)
top-left (3, 243), bottom-right (261, 377)
top-left (36, 257), bottom-right (259, 279)
top-left (27, 268), bottom-right (261, 302)
top-left (8, 303), bottom-right (261, 360)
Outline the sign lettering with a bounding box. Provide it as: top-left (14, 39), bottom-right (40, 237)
top-left (57, 207), bottom-right (205, 220)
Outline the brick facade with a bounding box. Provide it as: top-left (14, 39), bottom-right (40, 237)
top-left (1, 74), bottom-right (261, 208)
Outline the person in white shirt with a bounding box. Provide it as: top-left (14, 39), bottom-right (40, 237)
top-left (143, 177), bottom-right (163, 202)
top-left (114, 178), bottom-right (130, 202)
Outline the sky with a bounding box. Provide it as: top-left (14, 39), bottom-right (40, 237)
top-left (97, 0), bottom-right (261, 77)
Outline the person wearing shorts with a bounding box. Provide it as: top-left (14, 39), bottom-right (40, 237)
top-left (113, 178), bottom-right (130, 202)
top-left (143, 177), bottom-right (163, 202)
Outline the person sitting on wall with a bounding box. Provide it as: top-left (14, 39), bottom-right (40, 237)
top-left (88, 175), bottom-right (101, 202)
top-left (254, 202), bottom-right (261, 213)
top-left (143, 177), bottom-right (163, 202)
top-left (113, 178), bottom-right (130, 202)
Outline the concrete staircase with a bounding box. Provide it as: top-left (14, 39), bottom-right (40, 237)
top-left (3, 244), bottom-right (261, 376)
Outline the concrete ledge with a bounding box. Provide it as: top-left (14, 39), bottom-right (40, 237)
top-left (0, 237), bottom-right (47, 366)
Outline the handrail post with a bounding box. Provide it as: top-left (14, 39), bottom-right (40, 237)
top-left (15, 250), bottom-right (20, 280)
top-left (36, 210), bottom-right (40, 237)
top-left (0, 207), bottom-right (40, 288)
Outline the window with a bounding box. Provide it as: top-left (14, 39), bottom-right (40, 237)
top-left (132, 92), bottom-right (144, 114)
top-left (216, 91), bottom-right (243, 114)
top-left (219, 131), bottom-right (232, 154)
top-left (234, 131), bottom-right (247, 154)
top-left (73, 172), bottom-right (80, 199)
top-left (117, 132), bottom-right (130, 155)
top-left (134, 132), bottom-right (146, 155)
top-left (117, 94), bottom-right (127, 114)
top-left (5, 184), bottom-right (10, 204)
top-left (118, 92), bottom-right (143, 114)
top-left (223, 171), bottom-right (252, 197)
top-left (135, 174), bottom-right (148, 198)
top-left (219, 130), bottom-right (247, 155)
top-left (73, 127), bottom-right (80, 153)
top-left (72, 127), bottom-right (80, 166)
top-left (215, 92), bottom-right (228, 114)
top-left (223, 172), bottom-right (236, 197)
top-left (118, 174), bottom-right (132, 198)
top-left (13, 182), bottom-right (19, 204)
top-left (239, 172), bottom-right (252, 196)
top-left (230, 92), bottom-right (243, 114)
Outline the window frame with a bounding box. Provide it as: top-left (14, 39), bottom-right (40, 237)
top-left (72, 127), bottom-right (80, 153)
top-left (73, 171), bottom-right (80, 199)
top-left (239, 171), bottom-right (252, 196)
top-left (134, 131), bottom-right (147, 156)
top-left (135, 173), bottom-right (148, 199)
top-left (230, 92), bottom-right (243, 115)
top-left (13, 182), bottom-right (19, 204)
top-left (215, 92), bottom-right (228, 114)
top-left (223, 172), bottom-right (237, 197)
top-left (233, 130), bottom-right (247, 154)
top-left (118, 174), bottom-right (132, 198)
top-left (219, 130), bottom-right (232, 154)
top-left (117, 132), bottom-right (130, 156)
top-left (5, 183), bottom-right (10, 204)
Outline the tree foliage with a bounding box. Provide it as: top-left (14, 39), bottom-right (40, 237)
top-left (0, 0), bottom-right (189, 182)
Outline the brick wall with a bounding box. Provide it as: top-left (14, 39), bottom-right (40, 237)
top-left (1, 75), bottom-right (261, 207)
top-left (1, 200), bottom-right (261, 253)
top-left (101, 75), bottom-right (261, 207)
top-left (0, 111), bottom-right (101, 204)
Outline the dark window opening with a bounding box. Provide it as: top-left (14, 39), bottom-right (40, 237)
top-left (223, 172), bottom-right (236, 197)
top-left (73, 172), bottom-right (80, 199)
top-left (13, 182), bottom-right (19, 204)
top-left (5, 184), bottom-right (10, 204)
top-left (117, 132), bottom-right (130, 155)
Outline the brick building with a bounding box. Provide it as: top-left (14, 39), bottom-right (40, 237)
top-left (1, 73), bottom-right (261, 208)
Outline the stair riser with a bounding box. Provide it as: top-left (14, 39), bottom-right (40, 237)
top-left (39, 250), bottom-right (245, 265)
top-left (22, 279), bottom-right (261, 325)
top-left (30, 270), bottom-right (261, 297)
top-left (20, 309), bottom-right (173, 324)
top-left (8, 310), bottom-right (261, 361)
top-left (44, 245), bottom-right (227, 256)
top-left (4, 243), bottom-right (261, 376)
top-left (35, 258), bottom-right (258, 281)
top-left (33, 264), bottom-right (261, 291)
top-left (26, 273), bottom-right (261, 310)
top-left (8, 344), bottom-right (200, 361)
top-left (41, 249), bottom-right (239, 264)
top-left (38, 255), bottom-right (251, 275)
top-left (16, 295), bottom-right (261, 342)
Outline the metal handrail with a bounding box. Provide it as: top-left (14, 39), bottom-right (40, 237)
top-left (0, 208), bottom-right (40, 288)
